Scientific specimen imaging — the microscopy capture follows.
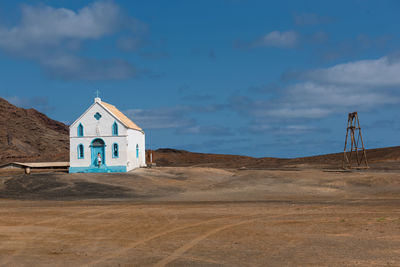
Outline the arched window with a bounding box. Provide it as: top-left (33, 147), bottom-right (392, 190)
top-left (136, 144), bottom-right (139, 159)
top-left (77, 123), bottom-right (84, 137)
top-left (112, 143), bottom-right (119, 158)
top-left (112, 122), bottom-right (118, 136)
top-left (77, 144), bottom-right (84, 159)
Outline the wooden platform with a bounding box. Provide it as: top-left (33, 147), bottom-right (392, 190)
top-left (0, 162), bottom-right (69, 174)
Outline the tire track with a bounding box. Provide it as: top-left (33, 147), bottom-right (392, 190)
top-left (153, 212), bottom-right (303, 267)
top-left (83, 215), bottom-right (243, 266)
top-left (80, 212), bottom-right (178, 257)
top-left (153, 218), bottom-right (255, 267)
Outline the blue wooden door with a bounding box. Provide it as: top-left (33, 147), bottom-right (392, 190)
top-left (91, 139), bottom-right (105, 167)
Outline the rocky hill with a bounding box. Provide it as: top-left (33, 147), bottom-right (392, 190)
top-left (0, 98), bottom-right (69, 164)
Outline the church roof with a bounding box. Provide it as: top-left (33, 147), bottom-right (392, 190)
top-left (100, 101), bottom-right (143, 131)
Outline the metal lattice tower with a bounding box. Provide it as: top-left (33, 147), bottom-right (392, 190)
top-left (342, 112), bottom-right (368, 169)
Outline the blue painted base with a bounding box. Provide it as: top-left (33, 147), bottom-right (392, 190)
top-left (69, 165), bottom-right (127, 173)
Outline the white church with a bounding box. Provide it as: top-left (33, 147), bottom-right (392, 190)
top-left (69, 97), bottom-right (146, 173)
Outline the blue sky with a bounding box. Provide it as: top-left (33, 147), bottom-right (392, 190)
top-left (1, 0), bottom-right (400, 158)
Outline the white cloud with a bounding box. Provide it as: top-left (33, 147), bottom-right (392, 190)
top-left (256, 31), bottom-right (298, 48)
top-left (245, 82), bottom-right (398, 119)
top-left (274, 82), bottom-right (397, 118)
top-left (124, 104), bottom-right (225, 131)
top-left (177, 125), bottom-right (232, 136)
top-left (230, 56), bottom-right (400, 121)
top-left (304, 56), bottom-right (400, 87)
top-left (124, 107), bottom-right (195, 130)
top-left (117, 37), bottom-right (144, 52)
top-left (0, 1), bottom-right (120, 51)
top-left (41, 55), bottom-right (139, 80)
top-left (248, 124), bottom-right (322, 135)
top-left (0, 1), bottom-right (143, 80)
top-left (263, 106), bottom-right (332, 119)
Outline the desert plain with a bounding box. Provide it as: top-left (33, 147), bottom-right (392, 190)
top-left (0, 166), bottom-right (399, 266)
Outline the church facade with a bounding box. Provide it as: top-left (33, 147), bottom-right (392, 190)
top-left (69, 97), bottom-right (145, 173)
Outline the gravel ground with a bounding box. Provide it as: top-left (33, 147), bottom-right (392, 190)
top-left (0, 167), bottom-right (399, 266)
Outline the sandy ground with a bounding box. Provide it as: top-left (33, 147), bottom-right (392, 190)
top-left (0, 167), bottom-right (399, 266)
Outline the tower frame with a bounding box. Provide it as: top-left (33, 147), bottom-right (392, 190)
top-left (342, 112), bottom-right (368, 169)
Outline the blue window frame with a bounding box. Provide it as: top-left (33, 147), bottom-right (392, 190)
top-left (112, 143), bottom-right (119, 158)
top-left (112, 122), bottom-right (118, 136)
top-left (77, 123), bottom-right (84, 137)
top-left (136, 144), bottom-right (139, 158)
top-left (78, 144), bottom-right (84, 159)
top-left (94, 112), bottom-right (102, 120)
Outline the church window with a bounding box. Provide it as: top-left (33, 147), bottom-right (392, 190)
top-left (112, 122), bottom-right (118, 136)
top-left (113, 143), bottom-right (119, 158)
top-left (94, 112), bottom-right (102, 120)
top-left (78, 144), bottom-right (84, 159)
top-left (136, 144), bottom-right (139, 158)
top-left (77, 123), bottom-right (84, 137)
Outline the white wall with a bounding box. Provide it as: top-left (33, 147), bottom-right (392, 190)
top-left (70, 100), bottom-right (146, 171)
top-left (70, 102), bottom-right (126, 138)
top-left (70, 136), bottom-right (127, 167)
top-left (70, 137), bottom-right (92, 167)
top-left (70, 102), bottom-right (128, 168)
top-left (126, 129), bottom-right (146, 171)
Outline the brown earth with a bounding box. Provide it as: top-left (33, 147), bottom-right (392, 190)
top-left (0, 98), bottom-right (69, 164)
top-left (151, 146), bottom-right (400, 170)
top-left (0, 167), bottom-right (399, 266)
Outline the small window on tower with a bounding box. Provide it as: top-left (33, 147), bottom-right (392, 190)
top-left (136, 144), bottom-right (139, 159)
top-left (77, 124), bottom-right (84, 137)
top-left (112, 122), bottom-right (118, 136)
top-left (113, 143), bottom-right (119, 158)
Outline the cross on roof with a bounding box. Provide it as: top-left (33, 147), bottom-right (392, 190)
top-left (95, 90), bottom-right (101, 98)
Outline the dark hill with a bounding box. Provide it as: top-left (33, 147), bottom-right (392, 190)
top-left (0, 98), bottom-right (69, 164)
top-left (150, 146), bottom-right (400, 170)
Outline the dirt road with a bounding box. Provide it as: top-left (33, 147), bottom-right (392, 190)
top-left (0, 167), bottom-right (399, 266)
